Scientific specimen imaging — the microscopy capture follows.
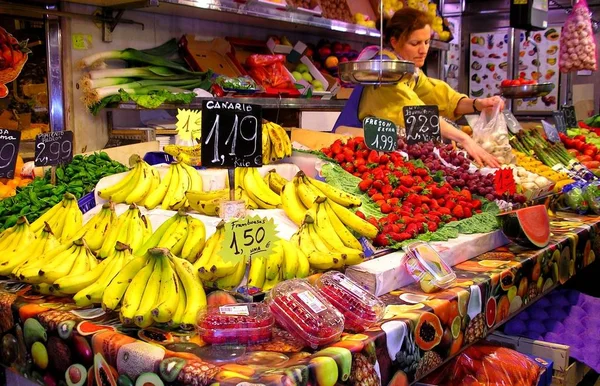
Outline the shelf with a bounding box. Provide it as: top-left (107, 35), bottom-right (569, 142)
top-left (106, 96), bottom-right (348, 111)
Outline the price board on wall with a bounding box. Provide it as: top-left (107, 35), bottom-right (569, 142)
top-left (201, 100), bottom-right (263, 168)
top-left (34, 131), bottom-right (74, 167)
top-left (403, 105), bottom-right (441, 145)
top-left (0, 129), bottom-right (21, 179)
top-left (363, 117), bottom-right (398, 152)
top-left (561, 105), bottom-right (577, 128)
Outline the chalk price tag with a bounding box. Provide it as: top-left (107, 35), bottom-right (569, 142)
top-left (561, 105), bottom-right (577, 128)
top-left (34, 131), bottom-right (73, 167)
top-left (201, 100), bottom-right (263, 168)
top-left (503, 110), bottom-right (523, 134)
top-left (403, 105), bottom-right (441, 145)
top-left (0, 129), bottom-right (21, 179)
top-left (221, 215), bottom-right (279, 263)
top-left (176, 109), bottom-right (202, 141)
top-left (542, 120), bottom-right (560, 143)
top-left (363, 117), bottom-right (398, 152)
top-left (552, 110), bottom-right (567, 134)
top-left (494, 168), bottom-right (516, 196)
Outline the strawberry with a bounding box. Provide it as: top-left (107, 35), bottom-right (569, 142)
top-left (390, 232), bottom-right (404, 242)
top-left (452, 205), bottom-right (465, 218)
top-left (381, 184), bottom-right (393, 194)
top-left (355, 211), bottom-right (366, 219)
top-left (414, 168), bottom-right (429, 177)
top-left (373, 180), bottom-right (384, 190)
top-left (387, 213), bottom-right (400, 223)
top-left (388, 197), bottom-right (400, 206)
top-left (472, 200), bottom-right (482, 210)
top-left (460, 189), bottom-right (472, 200)
top-left (392, 188), bottom-right (404, 198)
top-left (343, 162), bottom-right (355, 173)
top-left (367, 188), bottom-right (378, 197)
top-left (380, 202), bottom-right (393, 214)
top-left (357, 165), bottom-right (368, 173)
top-left (331, 140), bottom-right (342, 155)
top-left (398, 232), bottom-right (412, 241)
top-left (427, 221), bottom-right (438, 232)
top-left (406, 223), bottom-right (418, 236)
top-left (367, 150), bottom-right (380, 164)
top-left (399, 176), bottom-right (415, 187)
top-left (335, 154), bottom-right (346, 164)
top-left (358, 179), bottom-right (373, 191)
top-left (464, 207), bottom-right (472, 218)
top-left (445, 200), bottom-right (456, 210)
top-left (379, 154), bottom-right (390, 164)
top-left (374, 234), bottom-right (390, 246)
top-left (406, 194), bottom-right (422, 206)
top-left (354, 158), bottom-right (366, 167)
top-left (402, 216), bottom-right (413, 224)
top-left (367, 217), bottom-right (379, 229)
top-left (372, 193), bottom-right (384, 202)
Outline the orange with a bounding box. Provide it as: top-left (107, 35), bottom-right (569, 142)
top-left (325, 56), bottom-right (339, 69)
top-left (18, 178), bottom-right (32, 187)
top-left (6, 179), bottom-right (18, 189)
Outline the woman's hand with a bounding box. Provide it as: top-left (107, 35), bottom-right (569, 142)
top-left (476, 96), bottom-right (505, 112)
top-left (461, 137), bottom-right (501, 168)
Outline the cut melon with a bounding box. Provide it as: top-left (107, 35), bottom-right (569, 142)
top-left (498, 205), bottom-right (550, 248)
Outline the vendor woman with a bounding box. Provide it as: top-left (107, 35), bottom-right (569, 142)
top-left (334, 8), bottom-right (503, 168)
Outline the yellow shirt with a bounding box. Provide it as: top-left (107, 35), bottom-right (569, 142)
top-left (358, 62), bottom-right (467, 128)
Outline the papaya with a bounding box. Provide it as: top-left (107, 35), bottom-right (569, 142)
top-left (94, 353), bottom-right (117, 386)
top-left (500, 270), bottom-right (515, 291)
top-left (414, 312), bottom-right (443, 351)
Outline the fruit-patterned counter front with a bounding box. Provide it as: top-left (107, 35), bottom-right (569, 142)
top-left (0, 212), bottom-right (597, 386)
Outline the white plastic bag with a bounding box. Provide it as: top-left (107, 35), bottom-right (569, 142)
top-left (472, 104), bottom-right (515, 165)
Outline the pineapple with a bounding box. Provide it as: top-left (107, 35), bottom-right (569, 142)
top-left (464, 313), bottom-right (486, 345)
top-left (176, 360), bottom-right (220, 386)
top-left (37, 310), bottom-right (80, 332)
top-left (415, 351), bottom-right (443, 380)
top-left (349, 353), bottom-right (380, 386)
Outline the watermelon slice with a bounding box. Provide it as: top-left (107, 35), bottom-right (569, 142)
top-left (498, 205), bottom-right (550, 248)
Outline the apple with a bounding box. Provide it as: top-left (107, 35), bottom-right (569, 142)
top-left (305, 48), bottom-right (314, 58)
top-left (318, 47), bottom-right (331, 58)
top-left (312, 80), bottom-right (324, 89)
top-left (342, 43), bottom-right (352, 53)
top-left (302, 72), bottom-right (314, 82)
top-left (332, 42), bottom-right (343, 53)
top-left (296, 63), bottom-right (309, 73)
top-left (292, 71), bottom-right (303, 81)
top-left (340, 57), bottom-right (349, 63)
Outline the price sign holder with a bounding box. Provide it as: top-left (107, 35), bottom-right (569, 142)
top-left (0, 129), bottom-right (21, 180)
top-left (503, 110), bottom-right (523, 134)
top-left (221, 215), bottom-right (279, 265)
top-left (403, 105), bottom-right (441, 145)
top-left (561, 105), bottom-right (577, 128)
top-left (552, 110), bottom-right (567, 134)
top-left (363, 117), bottom-right (398, 152)
top-left (201, 100), bottom-right (263, 210)
top-left (542, 120), bottom-right (560, 143)
top-left (494, 168), bottom-right (516, 196)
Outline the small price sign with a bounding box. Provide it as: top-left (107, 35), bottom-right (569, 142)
top-left (0, 129), bottom-right (20, 179)
top-left (542, 120), bottom-right (560, 143)
top-left (552, 110), bottom-right (567, 134)
top-left (221, 215), bottom-right (279, 263)
top-left (34, 131), bottom-right (73, 167)
top-left (403, 105), bottom-right (441, 145)
top-left (561, 105), bottom-right (577, 128)
top-left (176, 109), bottom-right (202, 141)
top-left (503, 110), bottom-right (523, 134)
top-left (494, 168), bottom-right (516, 196)
top-left (201, 100), bottom-right (262, 168)
top-left (363, 117), bottom-right (398, 152)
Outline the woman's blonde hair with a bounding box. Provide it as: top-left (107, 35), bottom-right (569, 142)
top-left (381, 8), bottom-right (433, 46)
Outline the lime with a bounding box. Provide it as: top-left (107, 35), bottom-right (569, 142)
top-left (457, 290), bottom-right (469, 317)
top-left (451, 316), bottom-right (461, 339)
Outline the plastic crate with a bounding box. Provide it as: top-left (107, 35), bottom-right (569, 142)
top-left (143, 152), bottom-right (174, 165)
top-left (78, 192), bottom-right (96, 214)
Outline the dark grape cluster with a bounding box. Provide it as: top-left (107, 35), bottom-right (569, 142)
top-left (398, 141), bottom-right (526, 203)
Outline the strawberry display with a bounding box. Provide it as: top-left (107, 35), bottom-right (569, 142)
top-left (559, 132), bottom-right (600, 169)
top-left (198, 304), bottom-right (274, 345)
top-left (316, 272), bottom-right (384, 332)
top-left (267, 280), bottom-right (344, 348)
top-left (321, 137), bottom-right (489, 247)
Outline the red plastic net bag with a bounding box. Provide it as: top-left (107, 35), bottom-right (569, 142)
top-left (559, 0), bottom-right (597, 72)
top-left (421, 344), bottom-right (542, 385)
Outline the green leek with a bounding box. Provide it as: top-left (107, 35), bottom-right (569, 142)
top-left (78, 48), bottom-right (193, 73)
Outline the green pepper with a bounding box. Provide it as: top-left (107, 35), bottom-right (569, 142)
top-left (4, 215), bottom-right (18, 229)
top-left (55, 168), bottom-right (65, 180)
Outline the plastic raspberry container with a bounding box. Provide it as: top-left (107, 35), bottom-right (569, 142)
top-left (266, 279), bottom-right (344, 348)
top-left (315, 271), bottom-right (385, 332)
top-left (404, 241), bottom-right (456, 292)
top-left (197, 303), bottom-right (274, 345)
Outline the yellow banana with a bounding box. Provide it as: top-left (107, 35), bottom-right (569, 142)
top-left (138, 166), bottom-right (161, 207)
top-left (54, 253), bottom-right (114, 294)
top-left (247, 256), bottom-right (267, 289)
top-left (169, 163), bottom-right (190, 210)
top-left (215, 254), bottom-right (247, 290)
top-left (295, 248), bottom-right (310, 278)
top-left (280, 239), bottom-right (298, 280)
top-left (97, 164), bottom-right (136, 200)
top-left (110, 161), bottom-right (143, 204)
top-left (98, 207), bottom-right (134, 259)
top-left (101, 255), bottom-right (149, 311)
top-left (328, 200), bottom-right (379, 239)
top-left (262, 126), bottom-right (271, 165)
top-left (38, 239), bottom-right (85, 284)
top-left (136, 211), bottom-right (179, 256)
top-left (158, 211), bottom-right (189, 256)
top-left (144, 163), bottom-right (174, 210)
top-left (193, 225), bottom-right (223, 272)
top-left (281, 180), bottom-right (308, 226)
top-left (324, 200), bottom-right (363, 250)
top-left (314, 199), bottom-right (365, 261)
top-left (162, 163), bottom-right (181, 210)
top-left (243, 167), bottom-right (281, 208)
top-left (169, 254), bottom-right (207, 329)
top-left (29, 196), bottom-right (71, 233)
top-left (265, 241), bottom-right (284, 281)
top-left (118, 257), bottom-right (156, 324)
top-left (296, 176), bottom-right (320, 209)
top-left (125, 162), bottom-right (156, 204)
top-left (151, 250), bottom-right (180, 323)
top-left (180, 216), bottom-right (206, 263)
top-left (265, 170), bottom-right (288, 194)
top-left (168, 277), bottom-right (186, 328)
top-left (306, 176), bottom-right (361, 208)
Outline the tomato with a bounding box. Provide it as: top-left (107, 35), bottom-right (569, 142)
top-left (510, 79), bottom-right (522, 86)
top-left (501, 79), bottom-right (512, 87)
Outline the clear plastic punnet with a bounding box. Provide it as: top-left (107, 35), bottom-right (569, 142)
top-left (316, 271), bottom-right (385, 332)
top-left (197, 303), bottom-right (274, 345)
top-left (404, 241), bottom-right (456, 292)
top-left (266, 279), bottom-right (344, 348)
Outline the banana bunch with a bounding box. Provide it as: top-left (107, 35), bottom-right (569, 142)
top-left (0, 217), bottom-right (36, 276)
top-left (281, 171), bottom-right (363, 226)
top-left (19, 238), bottom-right (98, 286)
top-left (30, 193), bottom-right (82, 242)
top-left (263, 169), bottom-right (289, 194)
top-left (97, 155), bottom-right (160, 206)
top-left (194, 222), bottom-right (245, 284)
top-left (102, 248), bottom-right (207, 329)
top-left (164, 144), bottom-right (201, 167)
top-left (143, 161), bottom-right (203, 210)
top-left (291, 197), bottom-right (376, 271)
top-left (98, 204), bottom-right (152, 258)
top-left (136, 210), bottom-right (206, 263)
top-left (11, 223), bottom-right (60, 278)
top-left (70, 242), bottom-right (134, 306)
top-left (237, 167), bottom-right (282, 209)
top-left (69, 202), bottom-right (117, 252)
top-left (247, 239), bottom-right (310, 292)
top-left (262, 120), bottom-right (292, 164)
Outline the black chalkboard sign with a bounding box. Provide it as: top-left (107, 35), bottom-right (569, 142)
top-left (552, 110), bottom-right (567, 134)
top-left (201, 100), bottom-right (263, 168)
top-left (0, 129), bottom-right (21, 179)
top-left (363, 117), bottom-right (398, 152)
top-left (403, 105), bottom-right (441, 145)
top-left (34, 131), bottom-right (74, 167)
top-left (503, 110), bottom-right (523, 134)
top-left (561, 105), bottom-right (577, 128)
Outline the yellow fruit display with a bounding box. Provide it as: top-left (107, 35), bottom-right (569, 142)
top-left (513, 151), bottom-right (574, 191)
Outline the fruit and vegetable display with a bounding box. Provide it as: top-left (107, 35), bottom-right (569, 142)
top-left (0, 154), bottom-right (33, 199)
top-left (0, 152), bottom-right (126, 231)
top-left (291, 63), bottom-right (325, 91)
top-left (308, 40), bottom-right (359, 78)
top-left (78, 39), bottom-right (211, 114)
